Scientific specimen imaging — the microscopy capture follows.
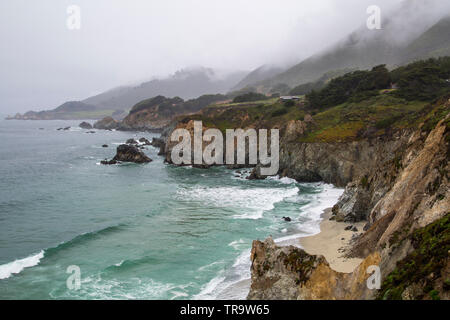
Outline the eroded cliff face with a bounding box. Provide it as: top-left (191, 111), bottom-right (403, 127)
top-left (156, 99), bottom-right (449, 300)
top-left (159, 114), bottom-right (415, 188)
top-left (278, 131), bottom-right (413, 188)
top-left (248, 115), bottom-right (449, 300)
top-left (348, 115), bottom-right (449, 284)
top-left (248, 237), bottom-right (381, 300)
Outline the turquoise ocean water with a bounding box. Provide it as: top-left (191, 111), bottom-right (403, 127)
top-left (0, 120), bottom-right (342, 299)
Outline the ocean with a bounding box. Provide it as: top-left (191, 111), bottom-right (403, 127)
top-left (0, 119), bottom-right (343, 300)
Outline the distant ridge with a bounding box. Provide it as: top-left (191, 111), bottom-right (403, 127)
top-left (83, 67), bottom-right (246, 110)
top-left (8, 68), bottom-right (247, 120)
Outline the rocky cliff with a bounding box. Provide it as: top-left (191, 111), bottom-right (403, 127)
top-left (248, 113), bottom-right (449, 300)
top-left (153, 57), bottom-right (450, 300)
top-left (156, 92), bottom-right (449, 300)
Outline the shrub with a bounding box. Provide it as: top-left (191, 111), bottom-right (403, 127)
top-left (271, 108), bottom-right (288, 117)
top-left (233, 92), bottom-right (268, 103)
top-left (306, 65), bottom-right (391, 110)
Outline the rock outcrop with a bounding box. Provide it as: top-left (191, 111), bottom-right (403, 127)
top-left (151, 137), bottom-right (165, 149)
top-left (248, 115), bottom-right (449, 300)
top-left (79, 121), bottom-right (93, 129)
top-left (248, 237), bottom-right (381, 300)
top-left (278, 130), bottom-right (413, 188)
top-left (102, 144), bottom-right (152, 164)
top-left (93, 117), bottom-right (119, 130)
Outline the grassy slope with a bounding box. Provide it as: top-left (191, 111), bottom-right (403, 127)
top-left (183, 92), bottom-right (448, 143)
top-left (185, 97), bottom-right (306, 133)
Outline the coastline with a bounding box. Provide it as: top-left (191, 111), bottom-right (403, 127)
top-left (220, 204), bottom-right (363, 300)
top-left (298, 208), bottom-right (365, 273)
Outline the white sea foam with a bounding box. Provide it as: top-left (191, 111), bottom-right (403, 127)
top-left (177, 186), bottom-right (299, 220)
top-left (228, 239), bottom-right (246, 250)
top-left (194, 249), bottom-right (251, 300)
top-left (295, 183), bottom-right (344, 235)
top-left (273, 183), bottom-right (344, 245)
top-left (114, 260), bottom-right (125, 267)
top-left (194, 275), bottom-right (227, 299)
top-left (198, 183), bottom-right (344, 300)
top-left (56, 275), bottom-right (194, 300)
top-left (267, 175), bottom-right (298, 185)
top-left (197, 260), bottom-right (225, 272)
top-left (0, 251), bottom-right (45, 280)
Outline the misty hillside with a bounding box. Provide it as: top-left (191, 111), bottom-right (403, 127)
top-left (247, 4), bottom-right (450, 91)
top-left (83, 68), bottom-right (246, 111)
top-left (403, 16), bottom-right (450, 62)
top-left (232, 65), bottom-right (285, 91)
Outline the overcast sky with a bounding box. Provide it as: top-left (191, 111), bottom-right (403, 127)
top-left (0, 0), bottom-right (424, 114)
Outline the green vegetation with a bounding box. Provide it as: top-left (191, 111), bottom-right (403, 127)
top-left (270, 83), bottom-right (291, 96)
top-left (172, 58), bottom-right (450, 144)
top-left (129, 94), bottom-right (227, 117)
top-left (130, 95), bottom-right (181, 114)
top-left (299, 95), bottom-right (428, 142)
top-left (391, 57), bottom-right (450, 101)
top-left (232, 92), bottom-right (270, 103)
top-left (377, 214), bottom-right (450, 300)
top-left (304, 58), bottom-right (450, 112)
top-left (290, 80), bottom-right (326, 96)
top-left (186, 98), bottom-right (305, 133)
top-left (306, 65), bottom-right (391, 110)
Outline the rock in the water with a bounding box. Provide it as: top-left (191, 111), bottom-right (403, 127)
top-left (112, 144), bottom-right (152, 163)
top-left (246, 166), bottom-right (267, 180)
top-left (151, 137), bottom-right (165, 149)
top-left (139, 138), bottom-right (151, 145)
top-left (126, 138), bottom-right (138, 145)
top-left (79, 122), bottom-right (93, 129)
top-left (101, 159), bottom-right (117, 165)
top-left (93, 117), bottom-right (119, 130)
top-left (63, 127), bottom-right (71, 131)
top-left (283, 217), bottom-right (292, 222)
top-left (102, 144), bottom-right (108, 148)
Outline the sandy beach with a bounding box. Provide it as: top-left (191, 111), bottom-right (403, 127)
top-left (298, 208), bottom-right (365, 273)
